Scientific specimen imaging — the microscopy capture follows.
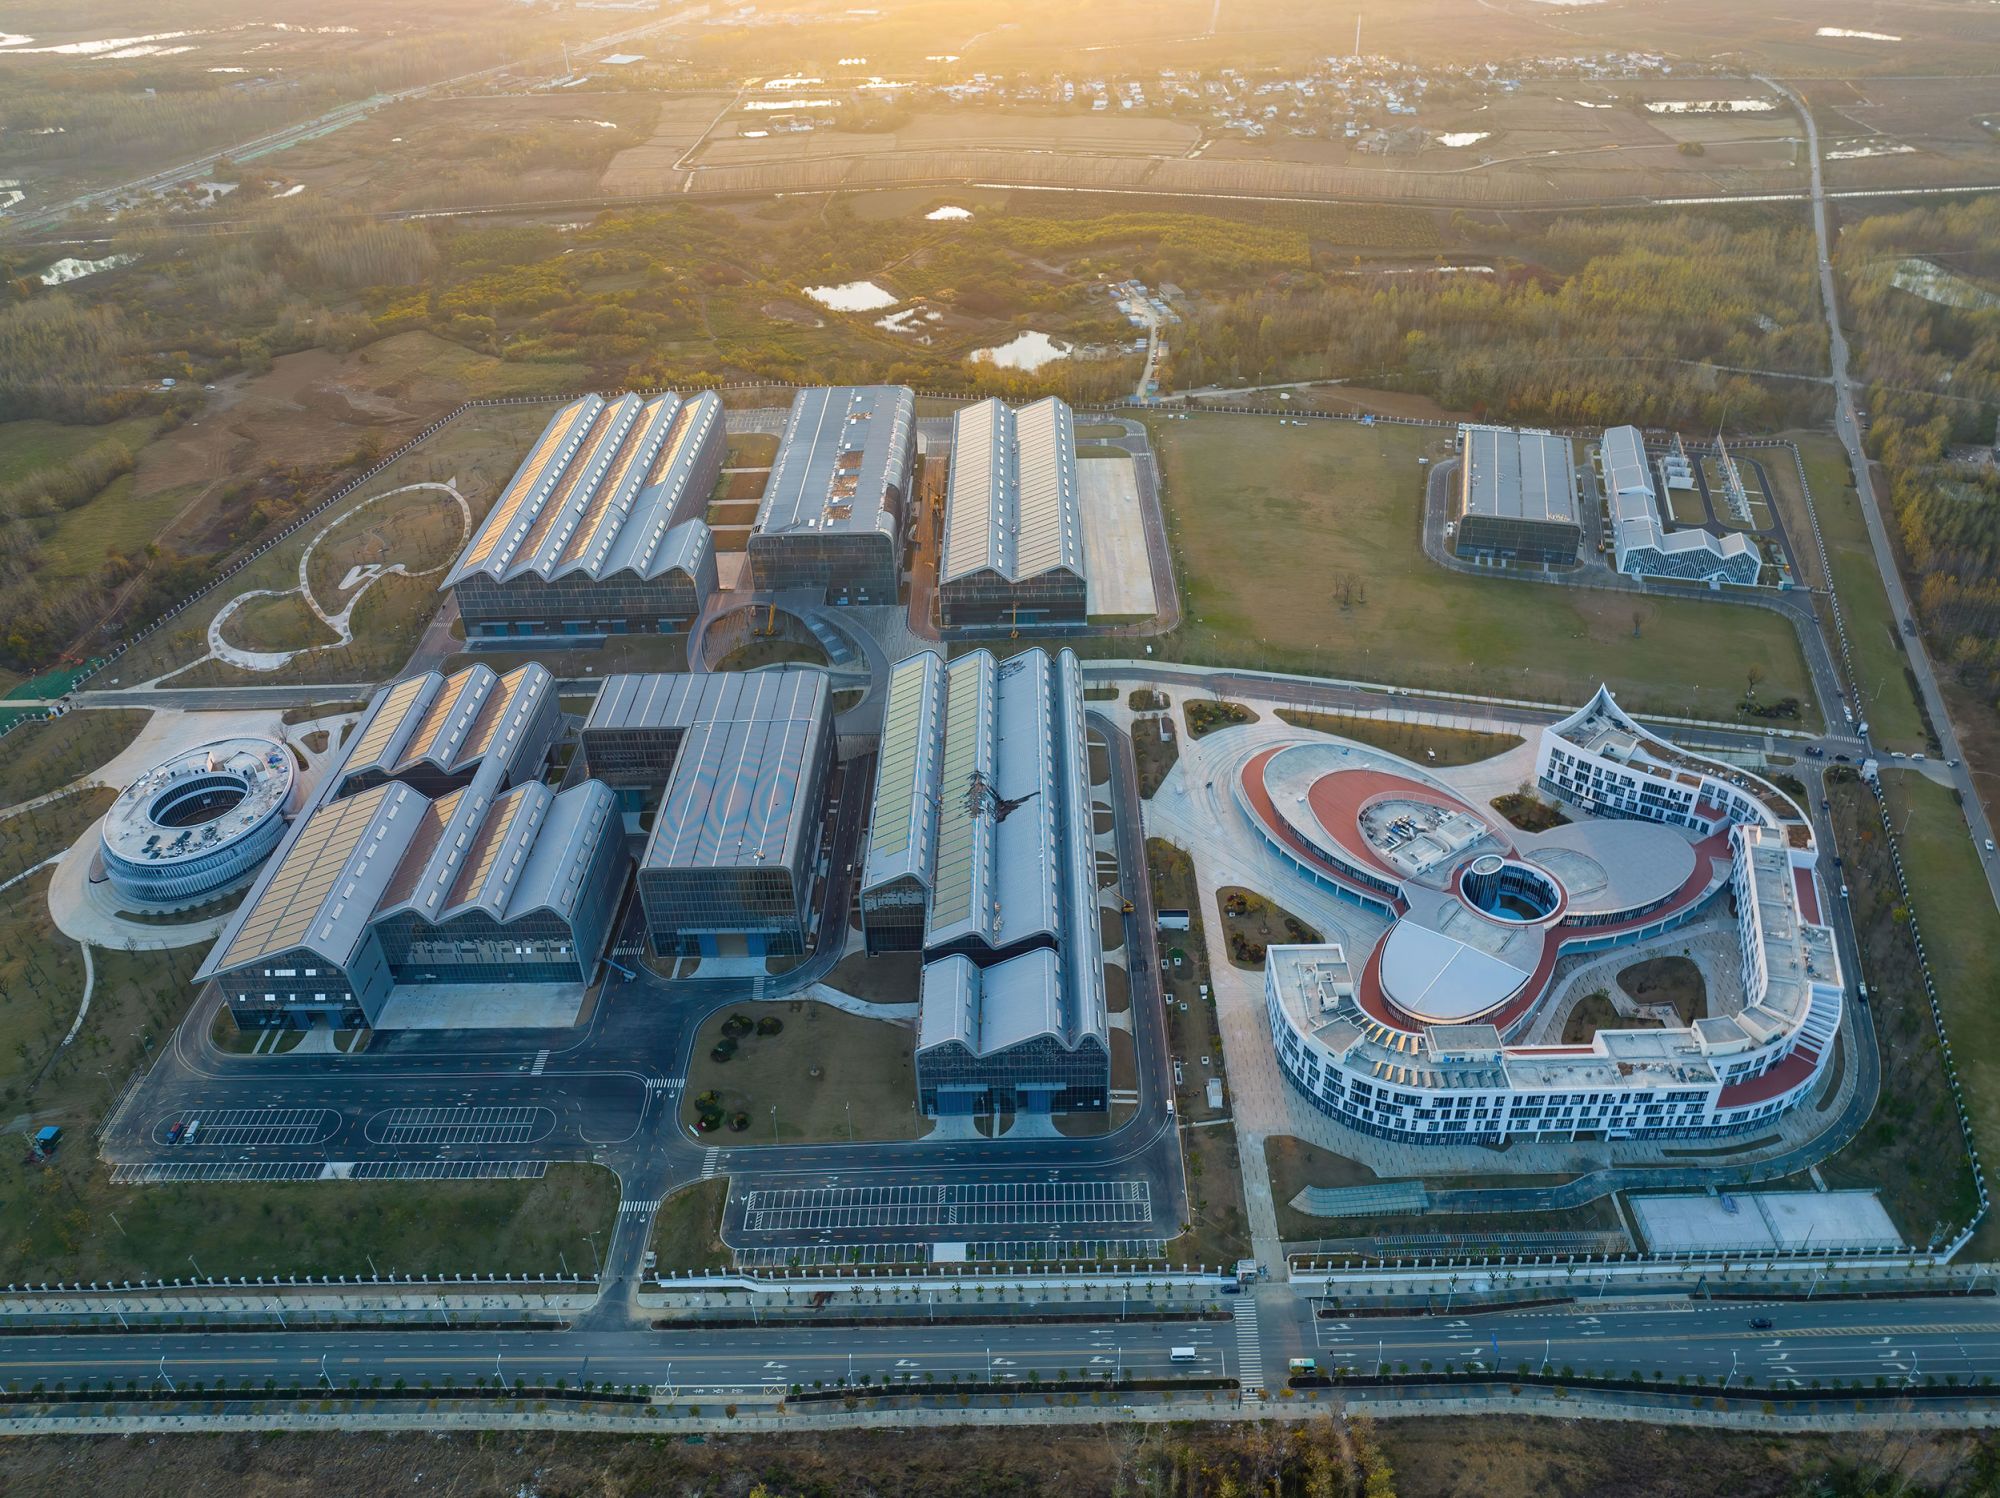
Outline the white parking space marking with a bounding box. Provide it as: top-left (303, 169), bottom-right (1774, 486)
top-left (739, 1180), bottom-right (1151, 1232)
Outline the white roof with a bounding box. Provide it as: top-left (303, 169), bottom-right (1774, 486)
top-left (941, 396), bottom-right (1086, 586)
top-left (1378, 920), bottom-right (1534, 1023)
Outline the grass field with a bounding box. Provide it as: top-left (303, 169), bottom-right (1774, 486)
top-left (0, 873), bottom-right (87, 1110)
top-left (0, 1155), bottom-right (618, 1283)
top-left (305, 484), bottom-right (468, 611)
top-left (0, 786), bottom-right (114, 886)
top-left (649, 1177), bottom-right (731, 1273)
top-left (1774, 433), bottom-right (1926, 750)
top-left (0, 415), bottom-right (158, 486)
top-left (1145, 416), bottom-right (1817, 726)
top-left (683, 1001), bottom-right (920, 1145)
top-left (108, 402), bottom-right (559, 688)
top-left (1274, 708), bottom-right (1521, 767)
top-left (221, 591), bottom-right (340, 654)
top-left (0, 708), bottom-right (149, 808)
top-left (1877, 771), bottom-right (2000, 1250)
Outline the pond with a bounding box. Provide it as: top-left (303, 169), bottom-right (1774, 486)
top-left (970, 330), bottom-right (1072, 371)
top-left (804, 280), bottom-right (899, 312)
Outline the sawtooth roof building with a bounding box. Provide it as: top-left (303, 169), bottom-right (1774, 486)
top-left (442, 391), bottom-right (723, 642)
top-left (1243, 685), bottom-right (1842, 1143)
top-left (581, 668), bottom-right (837, 959)
top-left (860, 646), bottom-right (1109, 1116)
top-left (198, 662), bottom-right (627, 1032)
top-left (748, 385), bottom-right (916, 605)
top-left (938, 396), bottom-right (1088, 630)
top-left (1601, 425), bottom-right (1762, 586)
top-left (1454, 423), bottom-right (1581, 566)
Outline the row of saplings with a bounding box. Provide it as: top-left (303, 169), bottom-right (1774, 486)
top-left (691, 1012), bottom-right (784, 1134)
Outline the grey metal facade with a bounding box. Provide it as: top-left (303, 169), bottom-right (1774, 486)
top-left (747, 385), bottom-right (915, 604)
top-left (938, 396), bottom-right (1088, 629)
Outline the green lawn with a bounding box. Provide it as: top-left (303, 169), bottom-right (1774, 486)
top-left (0, 708), bottom-right (149, 808)
top-left (683, 1001), bottom-right (920, 1145)
top-left (0, 873), bottom-right (87, 1108)
top-left (0, 415), bottom-right (157, 486)
top-left (1144, 415), bottom-right (1818, 727)
top-left (649, 1177), bottom-right (731, 1273)
top-left (0, 787), bottom-right (115, 886)
top-left (1878, 771), bottom-right (2000, 1241)
top-left (0, 1155), bottom-right (619, 1283)
top-left (1781, 432), bottom-right (1927, 750)
top-left (1273, 708), bottom-right (1522, 767)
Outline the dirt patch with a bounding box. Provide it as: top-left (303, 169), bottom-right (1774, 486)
top-left (1132, 717), bottom-right (1178, 798)
top-left (824, 950), bottom-right (922, 1005)
top-left (1615, 955), bottom-right (1708, 1026)
top-left (1277, 707), bottom-right (1523, 768)
top-left (1561, 989), bottom-right (1663, 1046)
top-left (1216, 886), bottom-right (1321, 969)
top-left (1183, 698), bottom-right (1257, 739)
top-left (1491, 791), bottom-right (1571, 832)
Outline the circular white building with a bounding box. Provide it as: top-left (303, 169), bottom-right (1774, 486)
top-left (100, 738), bottom-right (294, 906)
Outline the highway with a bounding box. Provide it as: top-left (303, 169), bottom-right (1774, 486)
top-left (4, 1292), bottom-right (1999, 1400)
top-left (1764, 74), bottom-right (2000, 912)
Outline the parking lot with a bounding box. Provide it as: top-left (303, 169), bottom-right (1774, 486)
top-left (364, 1105), bottom-right (553, 1146)
top-left (739, 1181), bottom-right (1153, 1232)
top-left (154, 1108), bottom-right (340, 1147)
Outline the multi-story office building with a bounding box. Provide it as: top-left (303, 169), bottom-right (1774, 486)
top-left (581, 669), bottom-right (838, 958)
top-left (861, 646), bottom-right (1109, 1115)
top-left (937, 396), bottom-right (1089, 629)
top-left (1454, 423), bottom-right (1581, 565)
top-left (1602, 425), bottom-right (1762, 586)
top-left (748, 385), bottom-right (916, 604)
top-left (443, 390), bottom-right (723, 641)
top-left (198, 665), bottom-right (627, 1032)
top-left (1243, 685), bottom-right (1842, 1143)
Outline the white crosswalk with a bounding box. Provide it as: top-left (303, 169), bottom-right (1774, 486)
top-left (1233, 1299), bottom-right (1265, 1398)
top-left (529, 1049), bottom-right (550, 1076)
top-left (619, 1198), bottom-right (662, 1214)
top-left (700, 1149), bottom-right (722, 1180)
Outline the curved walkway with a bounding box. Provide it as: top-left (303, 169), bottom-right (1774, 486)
top-left (173, 481), bottom-right (470, 681)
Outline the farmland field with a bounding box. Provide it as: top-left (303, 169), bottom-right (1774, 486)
top-left (1145, 414), bottom-right (1817, 725)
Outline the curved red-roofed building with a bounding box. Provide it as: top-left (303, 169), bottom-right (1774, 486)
top-left (1246, 687), bottom-right (1846, 1144)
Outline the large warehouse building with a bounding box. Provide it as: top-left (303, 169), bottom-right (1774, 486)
top-left (198, 662), bottom-right (628, 1031)
top-left (748, 385), bottom-right (916, 605)
top-left (860, 646), bottom-right (1109, 1116)
top-left (938, 396), bottom-right (1089, 630)
top-left (1454, 424), bottom-right (1581, 565)
top-left (443, 390), bottom-right (724, 642)
top-left (581, 669), bottom-right (837, 959)
top-left (1602, 425), bottom-right (1761, 586)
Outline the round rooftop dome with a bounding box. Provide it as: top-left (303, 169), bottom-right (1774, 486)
top-left (99, 737), bottom-right (294, 906)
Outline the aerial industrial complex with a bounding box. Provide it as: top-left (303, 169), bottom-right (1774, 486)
top-left (581, 668), bottom-right (837, 959)
top-left (1602, 424), bottom-right (1763, 586)
top-left (1244, 686), bottom-right (1841, 1141)
top-left (199, 661), bottom-right (624, 1030)
top-left (747, 384), bottom-right (917, 604)
top-left (443, 391), bottom-right (724, 641)
top-left (861, 646), bottom-right (1110, 1117)
top-left (1452, 422), bottom-right (1581, 565)
top-left (938, 396), bottom-right (1090, 630)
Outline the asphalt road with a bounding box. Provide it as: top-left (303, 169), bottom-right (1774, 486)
top-left (5, 1291), bottom-right (1998, 1399)
top-left (1762, 74), bottom-right (2000, 911)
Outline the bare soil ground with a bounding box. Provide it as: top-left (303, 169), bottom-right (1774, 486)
top-left (1615, 955), bottom-right (1708, 1026)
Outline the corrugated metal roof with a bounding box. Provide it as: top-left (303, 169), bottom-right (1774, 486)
top-left (940, 396), bottom-right (1085, 586)
top-left (444, 391), bottom-right (721, 588)
top-left (926, 651), bottom-right (996, 949)
top-left (917, 949), bottom-right (1066, 1056)
top-left (861, 651), bottom-right (945, 897)
top-left (754, 385), bottom-right (913, 541)
top-left (639, 669), bottom-right (832, 872)
top-left (340, 663), bottom-right (551, 788)
top-left (215, 782), bottom-right (422, 971)
top-left (1459, 424), bottom-right (1578, 525)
